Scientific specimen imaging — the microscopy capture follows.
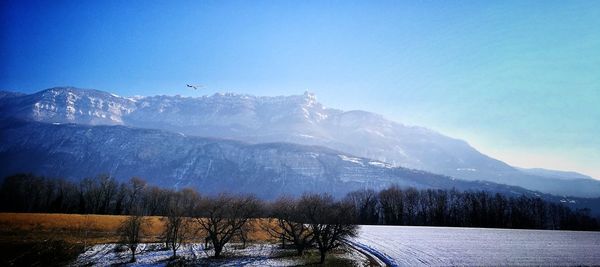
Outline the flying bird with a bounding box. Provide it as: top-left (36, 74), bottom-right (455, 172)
top-left (186, 84), bottom-right (203, 90)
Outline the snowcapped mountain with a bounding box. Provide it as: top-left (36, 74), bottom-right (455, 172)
top-left (1, 87), bottom-right (599, 197)
top-left (0, 87), bottom-right (136, 125)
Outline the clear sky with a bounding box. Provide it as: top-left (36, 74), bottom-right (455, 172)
top-left (1, 0), bottom-right (599, 178)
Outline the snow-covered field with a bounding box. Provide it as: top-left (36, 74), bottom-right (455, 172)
top-left (352, 225), bottom-right (600, 266)
top-left (72, 242), bottom-right (370, 266)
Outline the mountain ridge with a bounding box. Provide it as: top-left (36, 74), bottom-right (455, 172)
top-left (1, 87), bottom-right (598, 197)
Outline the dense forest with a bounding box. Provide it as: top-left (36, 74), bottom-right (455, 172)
top-left (1, 174), bottom-right (598, 231)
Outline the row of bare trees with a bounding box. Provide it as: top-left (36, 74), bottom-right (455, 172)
top-left (345, 186), bottom-right (600, 230)
top-left (116, 192), bottom-right (356, 263)
top-left (265, 194), bottom-right (358, 263)
top-left (0, 174), bottom-right (194, 215)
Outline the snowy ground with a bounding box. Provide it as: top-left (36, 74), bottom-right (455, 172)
top-left (352, 225), bottom-right (600, 266)
top-left (72, 242), bottom-right (371, 266)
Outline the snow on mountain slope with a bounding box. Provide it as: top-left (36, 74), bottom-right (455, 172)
top-left (1, 87), bottom-right (598, 197)
top-left (0, 87), bottom-right (136, 125)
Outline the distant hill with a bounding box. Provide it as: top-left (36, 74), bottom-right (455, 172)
top-left (517, 167), bottom-right (595, 180)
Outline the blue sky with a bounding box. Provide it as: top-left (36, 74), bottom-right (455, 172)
top-left (2, 0), bottom-right (599, 178)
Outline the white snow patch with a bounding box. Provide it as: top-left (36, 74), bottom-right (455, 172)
top-left (339, 155), bottom-right (364, 166)
top-left (368, 161), bottom-right (392, 168)
top-left (306, 152), bottom-right (320, 159)
top-left (364, 128), bottom-right (385, 138)
top-left (314, 111), bottom-right (328, 121)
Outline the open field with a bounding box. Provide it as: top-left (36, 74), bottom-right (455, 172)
top-left (0, 213), bottom-right (162, 244)
top-left (0, 213), bottom-right (274, 244)
top-left (352, 225), bottom-right (600, 266)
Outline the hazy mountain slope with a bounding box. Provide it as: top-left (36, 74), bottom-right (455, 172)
top-left (517, 168), bottom-right (594, 180)
top-left (0, 119), bottom-right (542, 199)
top-left (1, 87), bottom-right (598, 197)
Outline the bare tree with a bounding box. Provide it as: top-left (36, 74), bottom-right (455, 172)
top-left (161, 191), bottom-right (192, 258)
top-left (194, 194), bottom-right (261, 258)
top-left (379, 185), bottom-right (404, 225)
top-left (97, 175), bottom-right (117, 214)
top-left (345, 189), bottom-right (379, 224)
top-left (264, 196), bottom-right (314, 256)
top-left (117, 215), bottom-right (147, 262)
top-left (404, 187), bottom-right (419, 225)
top-left (142, 187), bottom-right (169, 215)
top-left (179, 188), bottom-right (201, 216)
top-left (126, 177), bottom-right (146, 214)
top-left (80, 177), bottom-right (100, 213)
top-left (236, 220), bottom-right (253, 249)
top-left (113, 183), bottom-right (128, 215)
top-left (298, 193), bottom-right (359, 264)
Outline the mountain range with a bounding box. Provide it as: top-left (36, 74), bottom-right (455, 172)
top-left (1, 87), bottom-right (599, 199)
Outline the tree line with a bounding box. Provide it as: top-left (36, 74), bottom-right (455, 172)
top-left (1, 174), bottom-right (598, 231)
top-left (346, 186), bottom-right (599, 230)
